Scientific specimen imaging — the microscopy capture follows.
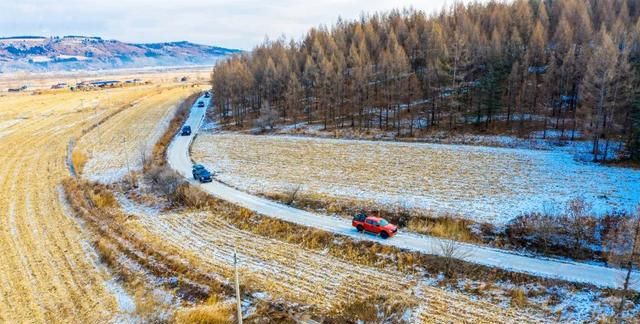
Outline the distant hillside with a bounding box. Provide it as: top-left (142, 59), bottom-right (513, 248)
top-left (0, 36), bottom-right (240, 72)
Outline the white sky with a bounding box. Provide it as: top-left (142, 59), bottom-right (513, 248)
top-left (0, 0), bottom-right (463, 50)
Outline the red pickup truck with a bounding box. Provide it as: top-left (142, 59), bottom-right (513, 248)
top-left (352, 213), bottom-right (398, 239)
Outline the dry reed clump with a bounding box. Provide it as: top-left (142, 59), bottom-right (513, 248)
top-left (71, 149), bottom-right (88, 174)
top-left (408, 216), bottom-right (482, 243)
top-left (510, 288), bottom-right (528, 308)
top-left (89, 185), bottom-right (118, 209)
top-left (173, 296), bottom-right (233, 324)
top-left (329, 293), bottom-right (416, 323)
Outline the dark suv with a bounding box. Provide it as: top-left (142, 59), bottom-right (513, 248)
top-left (181, 125), bottom-right (191, 136)
top-left (192, 164), bottom-right (213, 183)
top-left (197, 101), bottom-right (205, 108)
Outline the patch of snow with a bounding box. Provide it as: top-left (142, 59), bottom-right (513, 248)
top-left (28, 55), bottom-right (52, 63)
top-left (200, 120), bottom-right (221, 132)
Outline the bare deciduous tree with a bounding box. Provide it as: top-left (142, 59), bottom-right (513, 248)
top-left (437, 238), bottom-right (470, 279)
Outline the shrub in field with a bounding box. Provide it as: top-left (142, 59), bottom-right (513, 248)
top-left (145, 166), bottom-right (182, 201)
top-left (175, 182), bottom-right (211, 209)
top-left (253, 102), bottom-right (279, 132)
top-left (438, 238), bottom-right (470, 279)
top-left (505, 199), bottom-right (623, 261)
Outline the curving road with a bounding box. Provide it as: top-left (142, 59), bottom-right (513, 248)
top-left (168, 94), bottom-right (640, 291)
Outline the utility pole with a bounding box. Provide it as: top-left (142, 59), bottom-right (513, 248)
top-left (123, 136), bottom-right (132, 186)
top-left (234, 246), bottom-right (243, 324)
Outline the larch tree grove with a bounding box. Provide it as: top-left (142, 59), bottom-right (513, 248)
top-left (212, 0), bottom-right (640, 162)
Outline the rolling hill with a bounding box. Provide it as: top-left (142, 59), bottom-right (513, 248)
top-left (0, 36), bottom-right (240, 72)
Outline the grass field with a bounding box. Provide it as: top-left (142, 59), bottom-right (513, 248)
top-left (0, 89), bottom-right (144, 322)
top-left (192, 133), bottom-right (640, 224)
top-left (0, 79), bottom-right (202, 322)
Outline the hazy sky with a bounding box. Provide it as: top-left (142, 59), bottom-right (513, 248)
top-left (0, 0), bottom-right (465, 50)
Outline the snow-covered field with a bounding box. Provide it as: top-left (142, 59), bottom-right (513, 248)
top-left (192, 133), bottom-right (640, 224)
top-left (118, 195), bottom-right (548, 322)
top-left (78, 86), bottom-right (195, 183)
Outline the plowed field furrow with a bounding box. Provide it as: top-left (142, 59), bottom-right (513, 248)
top-left (120, 203), bottom-right (542, 322)
top-left (0, 86), bottom-right (191, 322)
top-left (167, 214), bottom-right (397, 298)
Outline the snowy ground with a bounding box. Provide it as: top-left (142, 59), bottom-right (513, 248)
top-left (171, 97), bottom-right (640, 291)
top-left (192, 133), bottom-right (640, 224)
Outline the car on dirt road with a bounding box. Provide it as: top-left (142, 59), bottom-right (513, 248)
top-left (204, 92), bottom-right (211, 98)
top-left (352, 213), bottom-right (398, 239)
top-left (192, 164), bottom-right (213, 183)
top-left (197, 101), bottom-right (205, 108)
top-left (180, 125), bottom-right (191, 136)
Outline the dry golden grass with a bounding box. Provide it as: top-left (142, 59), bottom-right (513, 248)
top-left (71, 149), bottom-right (88, 174)
top-left (0, 78), bottom-right (203, 323)
top-left (510, 288), bottom-right (529, 308)
top-left (174, 297), bottom-right (233, 324)
top-left (0, 88), bottom-right (154, 322)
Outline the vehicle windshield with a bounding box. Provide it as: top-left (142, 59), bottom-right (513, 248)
top-left (379, 219), bottom-right (389, 226)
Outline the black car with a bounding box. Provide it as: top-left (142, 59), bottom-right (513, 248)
top-left (204, 92), bottom-right (211, 98)
top-left (181, 125), bottom-right (192, 136)
top-left (197, 101), bottom-right (205, 108)
top-left (192, 164), bottom-right (213, 183)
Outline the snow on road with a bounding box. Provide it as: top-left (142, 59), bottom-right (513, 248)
top-left (168, 95), bottom-right (640, 291)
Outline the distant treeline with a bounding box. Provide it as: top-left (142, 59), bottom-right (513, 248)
top-left (212, 0), bottom-right (640, 161)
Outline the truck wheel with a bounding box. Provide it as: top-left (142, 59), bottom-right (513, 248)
top-left (380, 231), bottom-right (389, 239)
top-left (356, 225), bottom-right (364, 232)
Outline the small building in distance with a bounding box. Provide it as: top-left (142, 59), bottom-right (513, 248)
top-left (91, 80), bottom-right (120, 88)
top-left (51, 82), bottom-right (68, 89)
top-left (7, 85), bottom-right (28, 92)
top-left (75, 80), bottom-right (121, 89)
